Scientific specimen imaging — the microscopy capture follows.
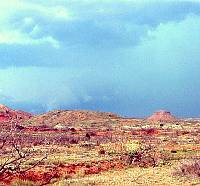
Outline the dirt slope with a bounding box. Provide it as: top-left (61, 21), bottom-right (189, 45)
top-left (0, 104), bottom-right (32, 122)
top-left (23, 110), bottom-right (121, 129)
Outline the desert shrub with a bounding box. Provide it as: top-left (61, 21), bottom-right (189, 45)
top-left (171, 150), bottom-right (177, 153)
top-left (0, 138), bottom-right (47, 183)
top-left (181, 131), bottom-right (190, 135)
top-left (69, 128), bottom-right (76, 132)
top-left (175, 161), bottom-right (200, 178)
top-left (86, 131), bottom-right (96, 136)
top-left (32, 141), bottom-right (41, 146)
top-left (98, 149), bottom-right (106, 155)
top-left (85, 133), bottom-right (91, 140)
top-left (142, 128), bottom-right (159, 135)
top-left (80, 142), bottom-right (95, 150)
top-left (69, 137), bottom-right (79, 144)
top-left (121, 145), bottom-right (159, 168)
top-left (131, 131), bottom-right (138, 135)
top-left (15, 125), bottom-right (25, 130)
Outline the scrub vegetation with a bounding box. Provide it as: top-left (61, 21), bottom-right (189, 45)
top-left (1, 106), bottom-right (200, 185)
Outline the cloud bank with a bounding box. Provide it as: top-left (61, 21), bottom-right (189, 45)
top-left (0, 0), bottom-right (200, 117)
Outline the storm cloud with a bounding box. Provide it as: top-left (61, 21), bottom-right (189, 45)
top-left (0, 0), bottom-right (200, 117)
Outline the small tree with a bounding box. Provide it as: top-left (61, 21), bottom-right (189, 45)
top-left (0, 136), bottom-right (47, 183)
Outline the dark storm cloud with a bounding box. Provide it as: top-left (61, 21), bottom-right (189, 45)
top-left (1, 0), bottom-right (200, 117)
top-left (1, 0), bottom-right (200, 67)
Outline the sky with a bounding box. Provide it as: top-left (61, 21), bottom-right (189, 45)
top-left (0, 0), bottom-right (200, 118)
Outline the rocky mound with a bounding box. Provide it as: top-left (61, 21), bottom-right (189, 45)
top-left (23, 110), bottom-right (121, 129)
top-left (0, 104), bottom-right (32, 123)
top-left (147, 110), bottom-right (176, 122)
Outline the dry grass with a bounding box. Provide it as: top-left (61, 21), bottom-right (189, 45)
top-left (53, 161), bottom-right (197, 186)
top-left (2, 116), bottom-right (200, 185)
top-left (11, 180), bottom-right (38, 186)
top-left (99, 140), bottom-right (141, 155)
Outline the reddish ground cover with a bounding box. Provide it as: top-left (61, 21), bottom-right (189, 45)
top-left (0, 104), bottom-right (32, 123)
top-left (0, 159), bottom-right (126, 185)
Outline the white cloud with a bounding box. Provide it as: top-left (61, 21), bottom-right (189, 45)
top-left (0, 0), bottom-right (71, 48)
top-left (0, 0), bottom-right (72, 21)
top-left (51, 6), bottom-right (71, 20)
top-left (23, 17), bottom-right (34, 26)
top-left (0, 0), bottom-right (200, 66)
top-left (0, 30), bottom-right (60, 48)
top-left (22, 3), bottom-right (72, 21)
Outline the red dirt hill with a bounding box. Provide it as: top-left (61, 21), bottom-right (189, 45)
top-left (147, 110), bottom-right (176, 122)
top-left (23, 110), bottom-right (121, 129)
top-left (0, 104), bottom-right (32, 123)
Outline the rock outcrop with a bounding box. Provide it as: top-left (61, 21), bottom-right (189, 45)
top-left (147, 110), bottom-right (176, 122)
top-left (0, 104), bottom-right (32, 122)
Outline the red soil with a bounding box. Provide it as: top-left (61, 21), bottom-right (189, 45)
top-left (131, 128), bottom-right (161, 136)
top-left (0, 159), bottom-right (126, 185)
top-left (0, 104), bottom-right (32, 123)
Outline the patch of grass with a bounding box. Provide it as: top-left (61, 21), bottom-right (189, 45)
top-left (11, 179), bottom-right (38, 186)
top-left (160, 149), bottom-right (199, 162)
top-left (100, 140), bottom-right (141, 155)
